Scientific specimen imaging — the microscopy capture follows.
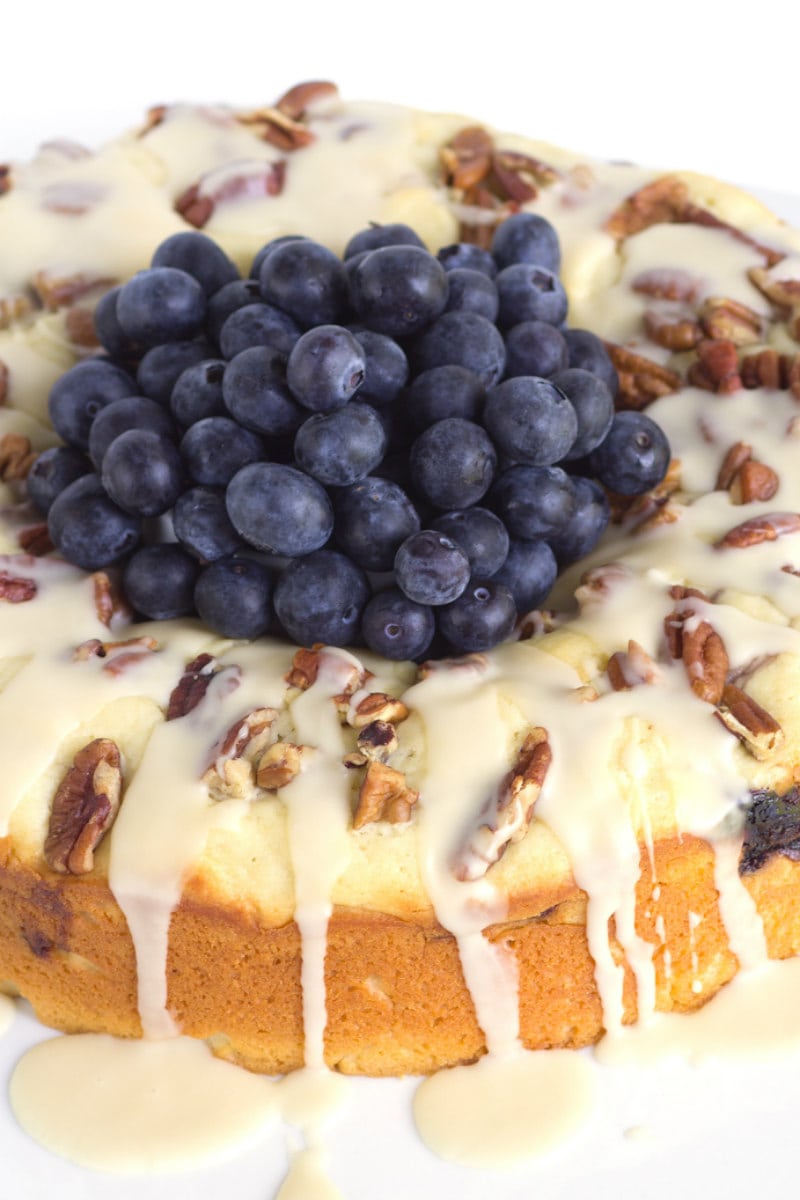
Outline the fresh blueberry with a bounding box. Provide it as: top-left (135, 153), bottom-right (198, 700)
top-left (137, 340), bottom-right (215, 404)
top-left (496, 264), bottom-right (568, 328)
top-left (286, 325), bottom-right (366, 412)
top-left (151, 231), bottom-right (239, 296)
top-left (491, 212), bottom-right (561, 273)
top-left (26, 445), bottom-right (92, 515)
top-left (482, 376), bottom-right (578, 466)
top-left (406, 365), bottom-right (485, 432)
top-left (587, 410), bottom-right (671, 495)
top-left (172, 486), bottom-right (244, 562)
top-left (430, 507), bottom-right (509, 578)
top-left (436, 243), bottom-right (497, 278)
top-left (116, 267), bottom-right (207, 347)
top-left (349, 245), bottom-right (449, 337)
top-left (180, 416), bottom-right (264, 486)
top-left (490, 538), bottom-right (558, 613)
top-left (504, 320), bottom-right (569, 379)
top-left (222, 346), bottom-right (304, 437)
top-left (394, 530), bottom-right (471, 606)
top-left (259, 238), bottom-right (348, 328)
top-left (563, 328), bottom-right (619, 397)
top-left (102, 429), bottom-right (184, 517)
top-left (442, 267), bottom-right (499, 322)
top-left (92, 287), bottom-right (141, 360)
top-left (249, 235), bottom-right (310, 280)
top-left (490, 464), bottom-right (577, 541)
top-left (170, 359), bottom-right (227, 427)
top-left (551, 368), bottom-right (615, 460)
top-left (225, 461), bottom-right (333, 556)
top-left (48, 473), bottom-right (141, 569)
top-left (273, 549), bottom-right (370, 647)
top-left (438, 579), bottom-right (517, 653)
top-left (410, 417), bottom-right (496, 510)
top-left (343, 222), bottom-right (426, 258)
top-left (205, 279), bottom-right (264, 344)
top-left (88, 395), bottom-right (176, 469)
top-left (351, 329), bottom-right (409, 407)
top-left (194, 556), bottom-right (273, 639)
top-left (294, 403), bottom-right (387, 487)
top-left (547, 477), bottom-right (610, 565)
top-left (48, 359), bottom-right (137, 449)
top-left (410, 311), bottom-right (506, 388)
top-left (360, 588), bottom-right (436, 661)
top-left (122, 543), bottom-right (200, 619)
top-left (334, 477), bottom-right (421, 571)
top-left (218, 302), bottom-right (301, 359)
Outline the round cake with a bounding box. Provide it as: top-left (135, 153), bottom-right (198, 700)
top-left (2, 81), bottom-right (800, 1084)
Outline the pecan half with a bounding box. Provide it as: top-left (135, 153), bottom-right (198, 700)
top-left (715, 512), bottom-right (800, 549)
top-left (0, 432), bottom-right (35, 481)
top-left (716, 683), bottom-right (783, 760)
top-left (348, 692), bottom-right (409, 729)
top-left (748, 265), bottom-right (800, 309)
top-left (643, 308), bottom-right (701, 352)
top-left (352, 761), bottom-right (419, 830)
top-left (731, 460), bottom-right (779, 505)
top-left (0, 569), bottom-right (37, 602)
top-left (453, 728), bottom-right (551, 881)
top-left (631, 267), bottom-right (701, 302)
top-left (664, 589), bottom-right (728, 705)
top-left (740, 349), bottom-right (800, 400)
top-left (175, 162), bottom-right (286, 229)
top-left (44, 739), bottom-right (122, 875)
top-left (237, 107), bottom-right (315, 152)
top-left (440, 126), bottom-right (494, 191)
top-left (73, 635), bottom-right (159, 676)
top-left (715, 441), bottom-right (752, 491)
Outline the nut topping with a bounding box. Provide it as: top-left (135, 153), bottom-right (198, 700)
top-left (716, 683), bottom-right (783, 759)
top-left (345, 719), bottom-right (400, 767)
top-left (167, 653), bottom-right (223, 720)
top-left (715, 512), bottom-right (800, 550)
top-left (175, 161), bottom-right (286, 229)
top-left (91, 570), bottom-right (132, 629)
top-left (699, 297), bottom-right (763, 346)
top-left (607, 640), bottom-right (659, 691)
top-left (0, 569), bottom-right (37, 603)
top-left (256, 740), bottom-right (306, 790)
top-left (715, 441), bottom-right (752, 491)
top-left (17, 522), bottom-right (54, 556)
top-left (603, 342), bottom-right (682, 410)
top-left (44, 739), bottom-right (122, 875)
top-left (352, 761), bottom-right (419, 830)
top-left (203, 707), bottom-right (277, 796)
top-left (274, 80), bottom-right (338, 120)
top-left (664, 589), bottom-right (728, 705)
top-left (348, 692), bottom-right (409, 729)
top-left (0, 432), bottom-right (35, 482)
top-left (453, 728), bottom-right (551, 881)
top-left (731, 460), bottom-right (779, 505)
top-left (74, 635), bottom-right (159, 675)
top-left (687, 338), bottom-right (742, 394)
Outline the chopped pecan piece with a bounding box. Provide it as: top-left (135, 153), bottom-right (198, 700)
top-left (716, 683), bottom-right (783, 759)
top-left (0, 569), bottom-right (37, 602)
top-left (256, 740), bottom-right (305, 789)
top-left (417, 652), bottom-right (489, 680)
top-left (643, 309), bottom-right (701, 352)
top-left (18, 522), bottom-right (54, 556)
top-left (237, 106), bottom-right (316, 152)
top-left (605, 175), bottom-right (689, 240)
top-left (285, 645), bottom-right (367, 702)
top-left (44, 739), bottom-right (122, 875)
top-left (453, 728), bottom-right (551, 881)
top-left (0, 432), bottom-right (35, 482)
top-left (440, 126), bottom-right (494, 191)
top-left (715, 441), bottom-right (752, 490)
top-left (348, 692), bottom-right (409, 729)
top-left (353, 761), bottom-right (419, 830)
top-left (490, 149), bottom-right (559, 202)
top-left (175, 162), bottom-right (286, 229)
top-left (748, 265), bottom-right (800, 309)
top-left (731, 460), bottom-right (779, 505)
top-left (286, 645), bottom-right (324, 690)
top-left (604, 342), bottom-right (682, 410)
top-left (631, 267), bottom-right (701, 302)
top-left (32, 269), bottom-right (114, 312)
top-left (345, 719), bottom-right (400, 767)
top-left (715, 512), bottom-right (800, 549)
top-left (664, 589), bottom-right (728, 705)
top-left (607, 640), bottom-right (659, 690)
top-left (204, 707), bottom-right (277, 795)
top-left (64, 305), bottom-right (101, 349)
top-left (687, 338), bottom-right (741, 394)
top-left (609, 458), bottom-right (682, 532)
top-left (699, 297), bottom-right (763, 346)
top-left (167, 653), bottom-right (218, 719)
top-left (575, 562), bottom-right (633, 608)
top-left (740, 349), bottom-right (800, 399)
top-left (90, 571), bottom-right (131, 628)
top-left (74, 635), bottom-right (159, 675)
top-left (274, 80), bottom-right (338, 119)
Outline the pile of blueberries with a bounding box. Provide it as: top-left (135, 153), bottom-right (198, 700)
top-left (29, 213), bottom-right (670, 659)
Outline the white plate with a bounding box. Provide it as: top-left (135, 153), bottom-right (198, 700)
top-left (2, 89), bottom-right (799, 1194)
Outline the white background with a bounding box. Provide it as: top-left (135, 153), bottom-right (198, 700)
top-left (2, 4), bottom-right (800, 1197)
top-left (1, 0), bottom-right (797, 197)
